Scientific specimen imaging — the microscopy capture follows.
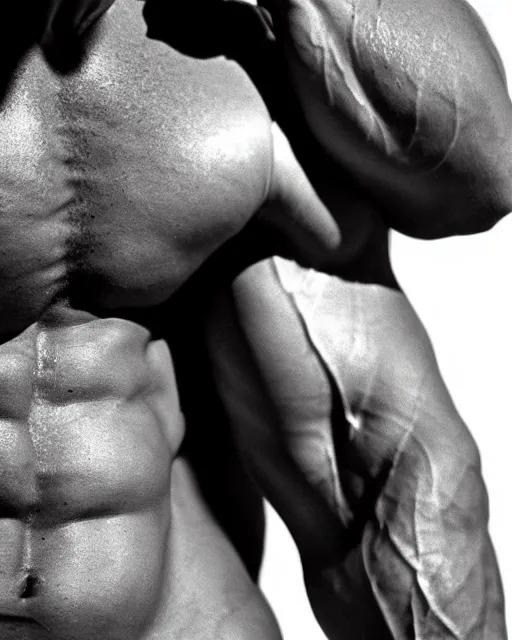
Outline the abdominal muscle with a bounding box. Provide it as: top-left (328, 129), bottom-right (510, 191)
top-left (0, 305), bottom-right (184, 640)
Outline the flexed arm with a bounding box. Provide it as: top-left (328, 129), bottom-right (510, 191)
top-left (257, 0), bottom-right (512, 237)
top-left (143, 0), bottom-right (512, 239)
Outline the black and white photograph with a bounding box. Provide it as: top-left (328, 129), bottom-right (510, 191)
top-left (0, 1), bottom-right (510, 638)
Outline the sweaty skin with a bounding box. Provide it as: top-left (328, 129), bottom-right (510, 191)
top-left (0, 2), bottom-right (341, 639)
top-left (149, 0), bottom-right (512, 238)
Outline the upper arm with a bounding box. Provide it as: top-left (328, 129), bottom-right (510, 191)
top-left (268, 0), bottom-right (512, 237)
top-left (351, 0), bottom-right (512, 233)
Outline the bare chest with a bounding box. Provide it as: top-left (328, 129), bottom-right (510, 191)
top-left (0, 3), bottom-right (271, 334)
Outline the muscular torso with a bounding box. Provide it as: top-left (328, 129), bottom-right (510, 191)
top-left (0, 3), bottom-right (282, 638)
top-left (0, 1), bottom-right (396, 637)
top-left (0, 311), bottom-right (183, 640)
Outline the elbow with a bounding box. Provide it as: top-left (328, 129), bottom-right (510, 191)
top-left (385, 195), bottom-right (511, 241)
top-left (465, 172), bottom-right (512, 236)
top-left (465, 110), bottom-right (512, 235)
top-left (488, 175), bottom-right (512, 226)
top-left (440, 145), bottom-right (512, 237)
top-left (424, 201), bottom-right (510, 240)
top-left (409, 173), bottom-right (512, 240)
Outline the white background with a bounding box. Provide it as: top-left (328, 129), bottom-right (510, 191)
top-left (259, 0), bottom-right (512, 636)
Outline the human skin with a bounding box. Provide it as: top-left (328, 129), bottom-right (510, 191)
top-left (262, 0), bottom-right (512, 238)
top-left (206, 250), bottom-right (507, 638)
top-left (148, 0), bottom-right (512, 239)
top-left (179, 1), bottom-right (511, 637)
top-left (0, 2), bottom-right (343, 638)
